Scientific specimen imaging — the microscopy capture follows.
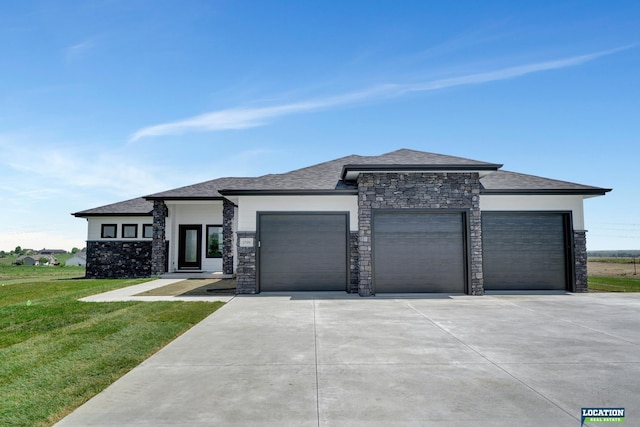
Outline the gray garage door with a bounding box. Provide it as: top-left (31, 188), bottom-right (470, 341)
top-left (373, 211), bottom-right (466, 293)
top-left (258, 213), bottom-right (348, 292)
top-left (482, 213), bottom-right (568, 291)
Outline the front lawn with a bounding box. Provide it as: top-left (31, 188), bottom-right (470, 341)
top-left (589, 275), bottom-right (640, 292)
top-left (0, 278), bottom-right (224, 427)
top-left (0, 265), bottom-right (86, 284)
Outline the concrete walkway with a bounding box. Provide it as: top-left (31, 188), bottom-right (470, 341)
top-left (57, 292), bottom-right (640, 426)
top-left (79, 279), bottom-right (235, 303)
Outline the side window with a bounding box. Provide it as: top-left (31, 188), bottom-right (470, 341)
top-left (101, 224), bottom-right (117, 238)
top-left (206, 225), bottom-right (223, 258)
top-left (122, 224), bottom-right (138, 238)
top-left (143, 224), bottom-right (154, 238)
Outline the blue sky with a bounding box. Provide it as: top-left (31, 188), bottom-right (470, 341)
top-left (0, 0), bottom-right (638, 251)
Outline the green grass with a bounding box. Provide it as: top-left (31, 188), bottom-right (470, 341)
top-left (0, 255), bottom-right (18, 266)
top-left (0, 265), bottom-right (86, 285)
top-left (0, 277), bottom-right (224, 427)
top-left (589, 275), bottom-right (640, 292)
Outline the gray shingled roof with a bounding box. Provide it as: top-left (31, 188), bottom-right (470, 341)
top-left (480, 170), bottom-right (610, 194)
top-left (220, 149), bottom-right (500, 193)
top-left (73, 197), bottom-right (153, 217)
top-left (73, 149), bottom-right (610, 216)
top-left (224, 155), bottom-right (363, 192)
top-left (145, 177), bottom-right (259, 199)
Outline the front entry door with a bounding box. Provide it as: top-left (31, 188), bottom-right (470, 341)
top-left (178, 225), bottom-right (202, 270)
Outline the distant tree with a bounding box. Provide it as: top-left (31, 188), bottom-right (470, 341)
top-left (0, 250), bottom-right (5, 258)
top-left (71, 247), bottom-right (79, 254)
top-left (14, 246), bottom-right (23, 255)
top-left (39, 257), bottom-right (50, 265)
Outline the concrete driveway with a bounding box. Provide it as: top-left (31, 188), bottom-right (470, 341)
top-left (56, 292), bottom-right (640, 426)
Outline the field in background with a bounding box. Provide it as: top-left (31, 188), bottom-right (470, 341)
top-left (588, 258), bottom-right (640, 292)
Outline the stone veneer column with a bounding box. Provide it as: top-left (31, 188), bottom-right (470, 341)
top-left (357, 172), bottom-right (484, 296)
top-left (222, 199), bottom-right (235, 275)
top-left (349, 231), bottom-right (359, 293)
top-left (151, 200), bottom-right (167, 276)
top-left (236, 231), bottom-right (257, 293)
top-left (469, 206), bottom-right (484, 296)
top-left (574, 230), bottom-right (588, 292)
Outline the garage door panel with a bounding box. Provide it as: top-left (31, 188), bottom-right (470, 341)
top-left (374, 212), bottom-right (466, 293)
top-left (483, 213), bottom-right (568, 290)
top-left (259, 214), bottom-right (348, 292)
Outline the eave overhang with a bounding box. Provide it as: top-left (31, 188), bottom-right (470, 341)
top-left (144, 196), bottom-right (226, 201)
top-left (341, 164), bottom-right (503, 180)
top-left (480, 188), bottom-right (612, 196)
top-left (218, 189), bottom-right (358, 196)
top-left (72, 212), bottom-right (153, 218)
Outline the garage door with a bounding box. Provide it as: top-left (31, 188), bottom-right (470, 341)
top-left (258, 213), bottom-right (348, 292)
top-left (482, 213), bottom-right (569, 291)
top-left (373, 211), bottom-right (466, 293)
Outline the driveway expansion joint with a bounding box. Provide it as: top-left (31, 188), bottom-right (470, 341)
top-left (405, 301), bottom-right (581, 424)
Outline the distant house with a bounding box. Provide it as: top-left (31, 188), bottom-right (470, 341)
top-left (39, 249), bottom-right (67, 255)
top-left (15, 255), bottom-right (58, 266)
top-left (15, 255), bottom-right (38, 266)
top-left (66, 251), bottom-right (87, 267)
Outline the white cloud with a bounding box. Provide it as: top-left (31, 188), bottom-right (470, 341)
top-left (0, 135), bottom-right (164, 251)
top-left (1, 145), bottom-right (166, 199)
top-left (130, 46), bottom-right (630, 141)
top-left (65, 39), bottom-right (95, 60)
top-left (0, 145), bottom-right (166, 251)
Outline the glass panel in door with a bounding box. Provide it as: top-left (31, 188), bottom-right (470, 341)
top-left (178, 225), bottom-right (202, 269)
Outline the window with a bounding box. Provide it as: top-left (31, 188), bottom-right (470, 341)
top-left (206, 225), bottom-right (223, 258)
top-left (122, 224), bottom-right (138, 238)
top-left (101, 224), bottom-right (117, 238)
top-left (143, 224), bottom-right (154, 238)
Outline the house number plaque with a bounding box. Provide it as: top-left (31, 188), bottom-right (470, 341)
top-left (239, 238), bottom-right (254, 247)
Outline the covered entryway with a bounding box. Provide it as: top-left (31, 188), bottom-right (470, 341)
top-left (257, 213), bottom-right (349, 292)
top-left (373, 211), bottom-right (467, 293)
top-left (482, 212), bottom-right (571, 291)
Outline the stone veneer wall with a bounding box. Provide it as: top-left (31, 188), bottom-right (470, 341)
top-left (222, 199), bottom-right (235, 275)
top-left (357, 172), bottom-right (483, 296)
top-left (349, 231), bottom-right (359, 293)
top-left (573, 230), bottom-right (588, 292)
top-left (86, 240), bottom-right (152, 278)
top-left (151, 200), bottom-right (167, 275)
top-left (236, 231), bottom-right (257, 293)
